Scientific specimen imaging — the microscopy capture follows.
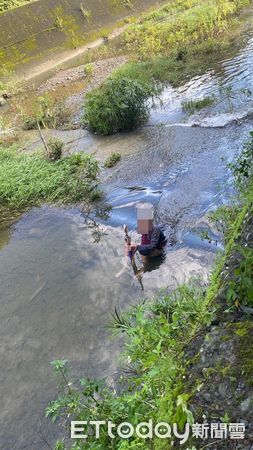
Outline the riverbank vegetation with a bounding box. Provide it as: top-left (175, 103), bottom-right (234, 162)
top-left (22, 95), bottom-right (71, 130)
top-left (0, 146), bottom-right (100, 215)
top-left (84, 77), bottom-right (154, 135)
top-left (0, 0), bottom-right (35, 12)
top-left (104, 152), bottom-right (121, 168)
top-left (123, 0), bottom-right (251, 60)
top-left (47, 134), bottom-right (253, 449)
top-left (84, 0), bottom-right (251, 134)
top-left (181, 96), bottom-right (216, 114)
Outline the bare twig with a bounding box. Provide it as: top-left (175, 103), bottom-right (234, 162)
top-left (36, 120), bottom-right (49, 157)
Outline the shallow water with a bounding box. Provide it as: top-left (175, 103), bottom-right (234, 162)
top-left (1, 24), bottom-right (253, 450)
top-left (149, 32), bottom-right (253, 126)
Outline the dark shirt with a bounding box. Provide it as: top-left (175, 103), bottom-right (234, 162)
top-left (137, 226), bottom-right (167, 256)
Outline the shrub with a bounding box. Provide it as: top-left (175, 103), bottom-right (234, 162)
top-left (83, 63), bottom-right (94, 78)
top-left (47, 137), bottom-right (64, 161)
top-left (104, 152), bottom-right (121, 168)
top-left (83, 77), bottom-right (154, 135)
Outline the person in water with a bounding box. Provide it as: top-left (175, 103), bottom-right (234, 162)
top-left (125, 203), bottom-right (167, 258)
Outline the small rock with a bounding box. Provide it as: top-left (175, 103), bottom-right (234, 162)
top-left (203, 392), bottom-right (211, 402)
top-left (218, 383), bottom-right (227, 398)
top-left (240, 397), bottom-right (251, 413)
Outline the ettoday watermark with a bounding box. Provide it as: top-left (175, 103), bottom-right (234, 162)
top-left (71, 420), bottom-right (246, 444)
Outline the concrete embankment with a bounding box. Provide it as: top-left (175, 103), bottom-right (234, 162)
top-left (0, 0), bottom-right (163, 77)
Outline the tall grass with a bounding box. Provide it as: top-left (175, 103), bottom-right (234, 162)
top-left (182, 95), bottom-right (216, 113)
top-left (0, 147), bottom-right (100, 211)
top-left (123, 0), bottom-right (251, 60)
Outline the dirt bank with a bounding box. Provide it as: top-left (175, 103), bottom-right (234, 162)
top-left (38, 55), bottom-right (128, 116)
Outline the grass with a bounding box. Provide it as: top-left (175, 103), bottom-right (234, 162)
top-left (104, 152), bottom-right (121, 168)
top-left (181, 95), bottom-right (216, 113)
top-left (121, 0), bottom-right (251, 86)
top-left (123, 0), bottom-right (251, 61)
top-left (0, 72), bottom-right (22, 97)
top-left (0, 146), bottom-right (101, 213)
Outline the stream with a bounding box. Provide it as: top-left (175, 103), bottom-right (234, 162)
top-left (1, 29), bottom-right (253, 450)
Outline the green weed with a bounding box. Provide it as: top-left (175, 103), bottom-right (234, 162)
top-left (182, 96), bottom-right (216, 114)
top-left (229, 131), bottom-right (253, 191)
top-left (0, 146), bottom-right (100, 212)
top-left (104, 152), bottom-right (121, 168)
top-left (83, 0), bottom-right (250, 134)
top-left (83, 63), bottom-right (94, 78)
top-left (47, 283), bottom-right (210, 449)
top-left (47, 137), bottom-right (64, 161)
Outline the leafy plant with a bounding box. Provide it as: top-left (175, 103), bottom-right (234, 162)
top-left (47, 137), bottom-right (64, 161)
top-left (227, 244), bottom-right (253, 307)
top-left (229, 131), bottom-right (253, 190)
top-left (83, 77), bottom-right (154, 135)
top-left (104, 152), bottom-right (121, 168)
top-left (208, 204), bottom-right (240, 244)
top-left (47, 283), bottom-right (216, 449)
top-left (83, 63), bottom-right (94, 78)
top-left (54, 14), bottom-right (64, 29)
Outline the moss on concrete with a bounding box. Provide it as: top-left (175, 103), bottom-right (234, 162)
top-left (0, 0), bottom-right (164, 76)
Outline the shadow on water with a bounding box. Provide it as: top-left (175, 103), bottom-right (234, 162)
top-left (1, 25), bottom-right (253, 450)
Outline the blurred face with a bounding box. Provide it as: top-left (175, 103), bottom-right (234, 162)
top-left (137, 219), bottom-right (154, 234)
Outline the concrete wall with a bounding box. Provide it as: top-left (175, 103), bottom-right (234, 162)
top-left (0, 0), bottom-right (162, 75)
